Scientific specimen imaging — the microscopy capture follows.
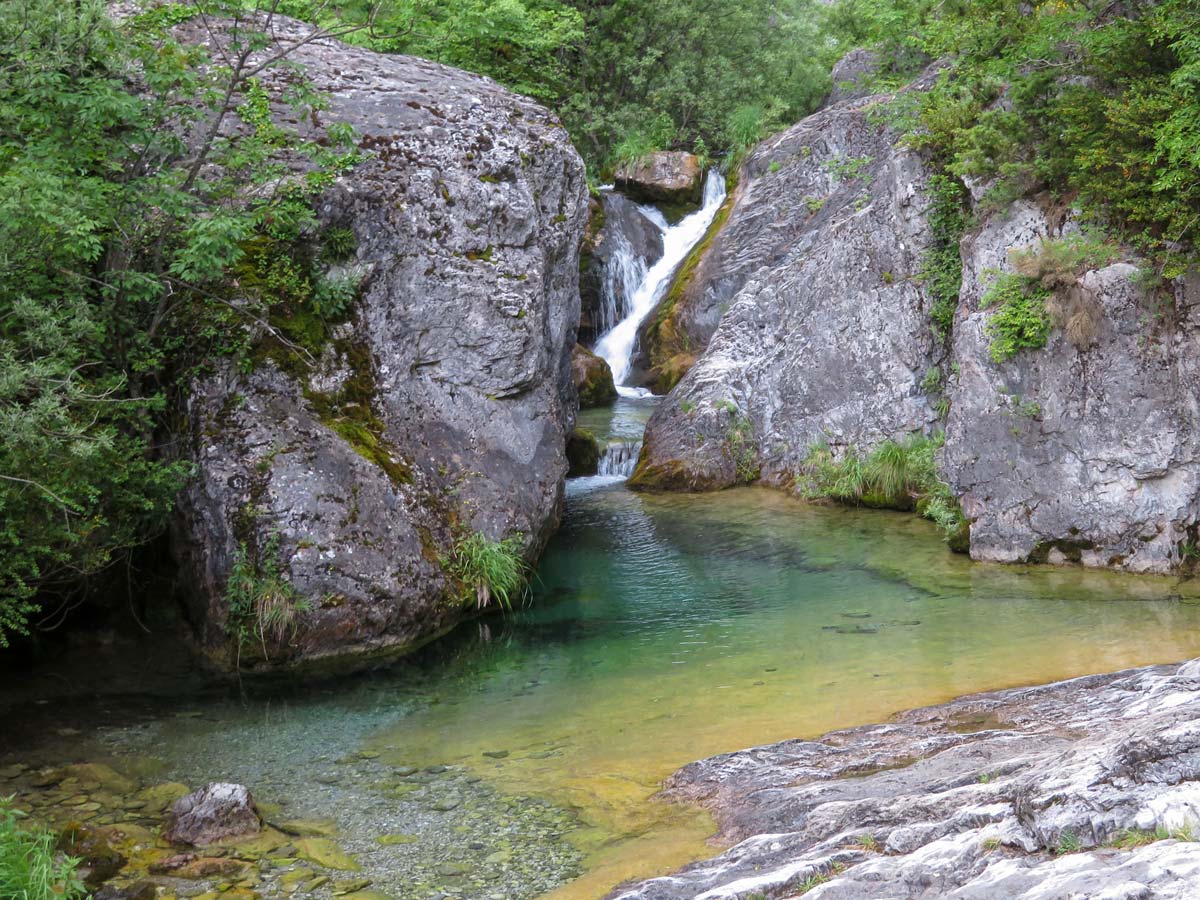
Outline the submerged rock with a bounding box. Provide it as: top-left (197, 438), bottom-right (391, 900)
top-left (57, 823), bottom-right (126, 887)
top-left (611, 657), bottom-right (1200, 899)
top-left (614, 151), bottom-right (703, 208)
top-left (571, 344), bottom-right (617, 409)
top-left (164, 783), bottom-right (261, 846)
top-left (172, 15), bottom-right (588, 670)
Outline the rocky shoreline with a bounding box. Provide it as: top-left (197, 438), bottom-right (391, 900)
top-left (610, 656), bottom-right (1200, 899)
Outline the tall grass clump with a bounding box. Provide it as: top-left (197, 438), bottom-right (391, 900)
top-left (447, 533), bottom-right (527, 610)
top-left (798, 433), bottom-right (968, 551)
top-left (0, 800), bottom-right (83, 900)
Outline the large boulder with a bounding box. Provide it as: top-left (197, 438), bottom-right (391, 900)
top-left (173, 17), bottom-right (589, 669)
top-left (164, 783), bottom-right (261, 847)
top-left (941, 201), bottom-right (1200, 573)
top-left (630, 78), bottom-right (941, 491)
top-left (614, 151), bottom-right (703, 207)
top-left (579, 192), bottom-right (664, 345)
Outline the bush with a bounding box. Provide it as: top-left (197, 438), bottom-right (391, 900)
top-left (0, 800), bottom-right (84, 900)
top-left (798, 433), bottom-right (968, 550)
top-left (982, 273), bottom-right (1052, 363)
top-left (447, 533), bottom-right (527, 610)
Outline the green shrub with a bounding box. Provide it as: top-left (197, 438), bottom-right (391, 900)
top-left (798, 433), bottom-right (968, 550)
top-left (982, 273), bottom-right (1052, 363)
top-left (309, 273), bottom-right (359, 320)
top-left (918, 173), bottom-right (969, 340)
top-left (447, 533), bottom-right (527, 610)
top-left (0, 800), bottom-right (84, 900)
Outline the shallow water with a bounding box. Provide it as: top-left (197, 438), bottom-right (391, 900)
top-left (9, 462), bottom-right (1200, 898)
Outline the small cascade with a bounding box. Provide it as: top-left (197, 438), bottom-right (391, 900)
top-left (597, 231), bottom-right (648, 337)
top-left (598, 440), bottom-right (642, 478)
top-left (594, 171), bottom-right (727, 393)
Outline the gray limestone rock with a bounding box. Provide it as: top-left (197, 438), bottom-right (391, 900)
top-left (172, 16), bottom-right (588, 669)
top-left (164, 783), bottom-right (261, 846)
top-left (610, 658), bottom-right (1200, 899)
top-left (615, 151), bottom-right (704, 207)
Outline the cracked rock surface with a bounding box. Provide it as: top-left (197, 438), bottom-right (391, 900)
top-left (610, 657), bottom-right (1200, 899)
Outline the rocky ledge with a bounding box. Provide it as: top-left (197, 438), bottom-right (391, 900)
top-left (612, 657), bottom-right (1200, 899)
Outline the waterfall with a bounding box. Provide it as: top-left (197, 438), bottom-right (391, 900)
top-left (598, 440), bottom-right (642, 478)
top-left (594, 171), bottom-right (727, 393)
top-left (598, 231), bottom-right (649, 338)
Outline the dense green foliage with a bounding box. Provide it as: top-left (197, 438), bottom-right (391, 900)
top-left (273, 0), bottom-right (846, 173)
top-left (842, 0), bottom-right (1200, 270)
top-left (798, 434), bottom-right (968, 550)
top-left (0, 0), bottom-right (359, 646)
top-left (0, 801), bottom-right (83, 900)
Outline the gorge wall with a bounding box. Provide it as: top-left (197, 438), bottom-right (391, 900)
top-left (630, 75), bottom-right (1200, 575)
top-left (173, 17), bottom-right (589, 671)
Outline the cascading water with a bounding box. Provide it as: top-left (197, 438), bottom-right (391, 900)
top-left (597, 440), bottom-right (642, 478)
top-left (597, 230), bottom-right (650, 338)
top-left (594, 171), bottom-right (727, 393)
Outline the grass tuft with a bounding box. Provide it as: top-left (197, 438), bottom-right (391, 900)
top-left (446, 533), bottom-right (527, 610)
top-left (0, 799), bottom-right (84, 900)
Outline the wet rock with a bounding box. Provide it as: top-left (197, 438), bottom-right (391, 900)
top-left (579, 192), bottom-right (665, 344)
top-left (150, 855), bottom-right (249, 880)
top-left (294, 837), bottom-right (360, 871)
top-left (610, 657), bottom-right (1200, 899)
top-left (58, 823), bottom-right (127, 887)
top-left (571, 345), bottom-right (617, 409)
top-left (615, 151), bottom-right (703, 208)
top-left (164, 784), bottom-right (261, 847)
top-left (482, 750), bottom-right (509, 760)
top-left (566, 428), bottom-right (602, 477)
top-left (93, 882), bottom-right (157, 900)
top-left (172, 14), bottom-right (588, 672)
top-left (332, 878), bottom-right (372, 894)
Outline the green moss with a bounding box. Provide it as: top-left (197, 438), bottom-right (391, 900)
top-left (566, 428), bottom-right (602, 476)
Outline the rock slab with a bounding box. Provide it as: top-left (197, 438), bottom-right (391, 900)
top-left (610, 657), bottom-right (1200, 899)
top-left (615, 151), bottom-right (703, 207)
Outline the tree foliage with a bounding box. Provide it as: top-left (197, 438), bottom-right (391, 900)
top-left (0, 0), bottom-right (360, 646)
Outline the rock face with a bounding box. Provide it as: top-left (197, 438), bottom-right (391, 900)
top-left (942, 201), bottom-right (1200, 573)
top-left (828, 48), bottom-right (881, 104)
top-left (611, 658), bottom-right (1200, 899)
top-left (572, 344), bottom-right (618, 408)
top-left (164, 783), bottom-right (261, 846)
top-left (173, 17), bottom-right (589, 668)
top-left (579, 192), bottom-right (665, 345)
top-left (632, 73), bottom-right (1200, 574)
top-left (630, 78), bottom-right (940, 491)
top-left (615, 151), bottom-right (703, 207)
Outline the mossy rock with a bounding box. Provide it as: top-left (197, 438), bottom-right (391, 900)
top-left (571, 344), bottom-right (617, 408)
top-left (295, 837), bottom-right (361, 871)
top-left (566, 428), bottom-right (602, 477)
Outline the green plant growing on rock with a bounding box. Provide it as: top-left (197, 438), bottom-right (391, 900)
top-left (798, 434), bottom-right (968, 551)
top-left (225, 533), bottom-right (310, 663)
top-left (0, 799), bottom-right (84, 900)
top-left (982, 273), bottom-right (1053, 363)
top-left (447, 533), bottom-right (527, 610)
top-left (824, 154), bottom-right (874, 183)
top-left (720, 401), bottom-right (760, 483)
top-left (918, 173), bottom-right (969, 341)
top-left (1054, 829), bottom-right (1083, 855)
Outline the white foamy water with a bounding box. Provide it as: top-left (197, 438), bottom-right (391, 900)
top-left (594, 171), bottom-right (726, 393)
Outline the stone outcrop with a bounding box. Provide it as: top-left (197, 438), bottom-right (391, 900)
top-left (164, 783), bottom-right (261, 846)
top-left (615, 151), bottom-right (703, 208)
top-left (572, 343), bottom-right (618, 408)
top-left (630, 78), bottom-right (941, 491)
top-left (580, 192), bottom-right (665, 345)
top-left (173, 17), bottom-right (589, 669)
top-left (828, 48), bottom-right (881, 104)
top-left (631, 72), bottom-right (1200, 574)
top-left (611, 657), bottom-right (1200, 899)
top-left (942, 201), bottom-right (1200, 573)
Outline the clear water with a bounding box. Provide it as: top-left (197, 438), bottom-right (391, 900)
top-left (13, 432), bottom-right (1200, 898)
